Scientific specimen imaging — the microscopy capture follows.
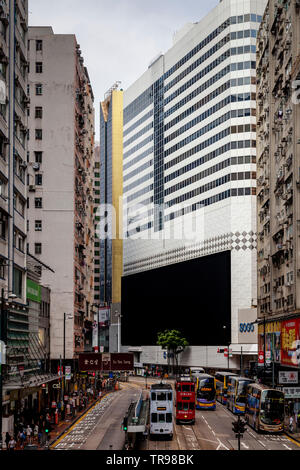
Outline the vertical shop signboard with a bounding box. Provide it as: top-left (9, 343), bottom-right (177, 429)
top-left (281, 319), bottom-right (300, 367)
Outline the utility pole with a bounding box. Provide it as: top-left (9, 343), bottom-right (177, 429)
top-left (240, 346), bottom-right (243, 375)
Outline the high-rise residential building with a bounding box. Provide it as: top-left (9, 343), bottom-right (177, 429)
top-left (27, 27), bottom-right (95, 364)
top-left (99, 85), bottom-right (123, 353)
top-left (256, 0), bottom-right (300, 375)
top-left (122, 0), bottom-right (267, 370)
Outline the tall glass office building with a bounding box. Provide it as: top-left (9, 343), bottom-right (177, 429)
top-left (99, 87), bottom-right (123, 352)
top-left (122, 0), bottom-right (267, 370)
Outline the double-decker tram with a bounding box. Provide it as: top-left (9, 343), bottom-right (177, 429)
top-left (150, 383), bottom-right (173, 439)
top-left (245, 383), bottom-right (284, 433)
top-left (215, 371), bottom-right (238, 405)
top-left (227, 376), bottom-right (254, 414)
top-left (175, 377), bottom-right (196, 424)
top-left (196, 374), bottom-right (216, 410)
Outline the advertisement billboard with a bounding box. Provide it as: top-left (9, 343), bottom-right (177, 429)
top-left (99, 308), bottom-right (110, 327)
top-left (281, 319), bottom-right (300, 367)
top-left (258, 321), bottom-right (281, 363)
top-left (27, 279), bottom-right (41, 303)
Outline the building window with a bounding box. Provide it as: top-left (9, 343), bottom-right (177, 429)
top-left (35, 107), bottom-right (43, 119)
top-left (35, 129), bottom-right (42, 140)
top-left (36, 40), bottom-right (43, 51)
top-left (35, 220), bottom-right (42, 231)
top-left (35, 84), bottom-right (43, 95)
top-left (36, 62), bottom-right (43, 73)
top-left (35, 151), bottom-right (43, 163)
top-left (35, 243), bottom-right (42, 255)
top-left (35, 198), bottom-right (42, 208)
top-left (35, 174), bottom-right (43, 186)
top-left (13, 267), bottom-right (22, 297)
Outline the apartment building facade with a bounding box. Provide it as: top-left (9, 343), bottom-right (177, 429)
top-left (27, 27), bottom-right (95, 362)
top-left (256, 0), bottom-right (300, 376)
top-left (122, 0), bottom-right (267, 369)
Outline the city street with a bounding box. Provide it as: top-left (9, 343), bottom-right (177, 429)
top-left (49, 378), bottom-right (300, 451)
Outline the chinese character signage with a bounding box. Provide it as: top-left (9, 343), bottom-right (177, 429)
top-left (279, 371), bottom-right (298, 385)
top-left (281, 319), bottom-right (300, 367)
top-left (283, 387), bottom-right (300, 399)
top-left (78, 353), bottom-right (134, 371)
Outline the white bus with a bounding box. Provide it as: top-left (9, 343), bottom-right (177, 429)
top-left (150, 383), bottom-right (173, 439)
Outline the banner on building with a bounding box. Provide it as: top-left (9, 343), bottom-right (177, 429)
top-left (281, 319), bottom-right (300, 367)
top-left (27, 279), bottom-right (41, 303)
top-left (65, 366), bottom-right (71, 381)
top-left (99, 308), bottom-right (110, 327)
top-left (258, 321), bottom-right (281, 363)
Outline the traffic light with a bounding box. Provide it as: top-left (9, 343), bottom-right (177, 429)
top-left (45, 427), bottom-right (50, 434)
top-left (239, 418), bottom-right (247, 435)
top-left (232, 420), bottom-right (240, 435)
top-left (122, 416), bottom-right (128, 432)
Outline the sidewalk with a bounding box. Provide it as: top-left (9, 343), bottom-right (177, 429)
top-left (2, 391), bottom-right (114, 451)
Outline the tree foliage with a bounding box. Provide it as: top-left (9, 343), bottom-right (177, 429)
top-left (157, 330), bottom-right (189, 374)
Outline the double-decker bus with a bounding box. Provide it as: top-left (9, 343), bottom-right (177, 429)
top-left (245, 383), bottom-right (284, 433)
top-left (150, 383), bottom-right (173, 439)
top-left (227, 376), bottom-right (254, 414)
top-left (190, 367), bottom-right (205, 379)
top-left (215, 372), bottom-right (238, 405)
top-left (175, 377), bottom-right (196, 424)
top-left (196, 374), bottom-right (216, 410)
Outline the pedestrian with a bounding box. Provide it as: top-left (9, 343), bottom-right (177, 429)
top-left (20, 430), bottom-right (26, 449)
top-left (38, 430), bottom-right (43, 445)
top-left (8, 437), bottom-right (16, 451)
top-left (26, 424), bottom-right (32, 444)
top-left (5, 432), bottom-right (10, 450)
top-left (34, 424), bottom-right (39, 442)
top-left (289, 416), bottom-right (294, 433)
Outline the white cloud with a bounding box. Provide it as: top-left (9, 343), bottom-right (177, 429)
top-left (28, 0), bottom-right (219, 139)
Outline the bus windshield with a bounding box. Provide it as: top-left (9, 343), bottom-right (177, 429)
top-left (198, 378), bottom-right (215, 400)
top-left (260, 390), bottom-right (284, 425)
top-left (236, 381), bottom-right (249, 403)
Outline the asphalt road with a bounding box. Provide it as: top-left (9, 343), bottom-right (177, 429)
top-left (52, 377), bottom-right (300, 451)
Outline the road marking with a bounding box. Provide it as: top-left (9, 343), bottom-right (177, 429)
top-left (241, 442), bottom-right (249, 449)
top-left (284, 434), bottom-right (300, 448)
top-left (258, 440), bottom-right (267, 448)
top-left (216, 438), bottom-right (229, 450)
top-left (283, 443), bottom-right (292, 450)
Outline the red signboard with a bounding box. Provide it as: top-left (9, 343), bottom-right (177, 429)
top-left (258, 351), bottom-right (264, 364)
top-left (78, 353), bottom-right (134, 371)
top-left (281, 319), bottom-right (300, 367)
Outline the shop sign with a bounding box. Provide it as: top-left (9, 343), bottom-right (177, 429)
top-left (26, 278), bottom-right (41, 303)
top-left (65, 366), bottom-right (71, 381)
top-left (283, 387), bottom-right (300, 399)
top-left (78, 353), bottom-right (134, 371)
top-left (281, 319), bottom-right (300, 367)
top-left (279, 371), bottom-right (298, 385)
top-left (258, 351), bottom-right (264, 365)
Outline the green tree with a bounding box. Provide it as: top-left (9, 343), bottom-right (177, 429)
top-left (157, 330), bottom-right (189, 376)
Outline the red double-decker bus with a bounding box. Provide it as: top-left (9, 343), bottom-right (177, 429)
top-left (175, 377), bottom-right (196, 425)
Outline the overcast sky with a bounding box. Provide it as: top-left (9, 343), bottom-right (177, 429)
top-left (28, 0), bottom-right (219, 139)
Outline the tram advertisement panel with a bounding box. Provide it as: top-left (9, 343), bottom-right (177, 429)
top-left (281, 319), bottom-right (300, 367)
